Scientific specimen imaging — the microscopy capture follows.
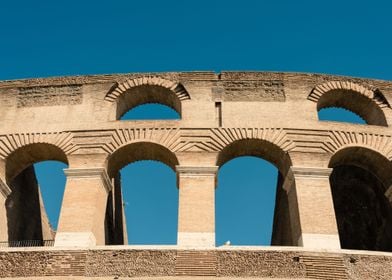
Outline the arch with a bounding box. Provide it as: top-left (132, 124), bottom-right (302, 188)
top-left (106, 141), bottom-right (179, 245)
top-left (329, 146), bottom-right (392, 189)
top-left (328, 146), bottom-right (392, 251)
top-left (105, 76), bottom-right (190, 120)
top-left (216, 138), bottom-right (293, 246)
top-left (308, 80), bottom-right (390, 126)
top-left (6, 143), bottom-right (69, 182)
top-left (216, 156), bottom-right (279, 245)
top-left (216, 138), bottom-right (292, 176)
top-left (0, 132), bottom-right (73, 160)
top-left (5, 143), bottom-right (69, 244)
top-left (106, 141), bottom-right (179, 178)
top-left (120, 160), bottom-right (178, 244)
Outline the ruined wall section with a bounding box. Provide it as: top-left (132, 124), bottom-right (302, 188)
top-left (0, 72), bottom-right (391, 133)
top-left (0, 247), bottom-right (391, 279)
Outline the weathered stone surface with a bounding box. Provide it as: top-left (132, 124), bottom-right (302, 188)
top-left (0, 248), bottom-right (390, 279)
top-left (217, 250), bottom-right (305, 278)
top-left (0, 71), bottom-right (391, 278)
top-left (17, 85), bottom-right (82, 107)
top-left (345, 254), bottom-right (392, 280)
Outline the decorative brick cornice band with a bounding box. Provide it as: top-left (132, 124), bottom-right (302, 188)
top-left (176, 166), bottom-right (218, 176)
top-left (105, 76), bottom-right (190, 102)
top-left (308, 80), bottom-right (390, 109)
top-left (64, 168), bottom-right (112, 193)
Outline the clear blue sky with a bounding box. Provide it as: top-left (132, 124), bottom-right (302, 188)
top-left (0, 0), bottom-right (387, 245)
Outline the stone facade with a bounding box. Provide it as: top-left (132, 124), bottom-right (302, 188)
top-left (0, 246), bottom-right (391, 279)
top-left (0, 71), bottom-right (392, 278)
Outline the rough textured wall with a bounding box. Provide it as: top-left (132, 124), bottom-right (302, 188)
top-left (217, 250), bottom-right (306, 278)
top-left (346, 254), bottom-right (392, 280)
top-left (0, 248), bottom-right (391, 279)
top-left (86, 249), bottom-right (176, 277)
top-left (0, 249), bottom-right (176, 278)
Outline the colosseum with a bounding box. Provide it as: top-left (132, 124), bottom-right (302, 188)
top-left (0, 71), bottom-right (391, 279)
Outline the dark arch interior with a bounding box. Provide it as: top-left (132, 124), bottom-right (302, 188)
top-left (330, 165), bottom-right (392, 251)
top-left (329, 147), bottom-right (392, 251)
top-left (317, 89), bottom-right (387, 126)
top-left (116, 85), bottom-right (181, 120)
top-left (5, 144), bottom-right (68, 245)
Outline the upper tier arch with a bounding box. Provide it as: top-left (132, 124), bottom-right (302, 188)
top-left (105, 76), bottom-right (191, 119)
top-left (308, 80), bottom-right (390, 126)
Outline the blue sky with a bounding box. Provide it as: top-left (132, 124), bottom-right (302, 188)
top-left (0, 0), bottom-right (388, 245)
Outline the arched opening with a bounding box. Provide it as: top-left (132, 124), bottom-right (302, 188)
top-left (115, 85), bottom-right (182, 120)
top-left (329, 147), bottom-right (392, 251)
top-left (120, 103), bottom-right (180, 120)
top-left (5, 143), bottom-right (68, 246)
top-left (216, 156), bottom-right (278, 245)
top-left (120, 161), bottom-right (177, 244)
top-left (318, 107), bottom-right (366, 124)
top-left (216, 139), bottom-right (293, 246)
top-left (316, 88), bottom-right (387, 126)
top-left (106, 142), bottom-right (179, 245)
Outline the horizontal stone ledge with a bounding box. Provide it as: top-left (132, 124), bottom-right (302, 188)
top-left (1, 244), bottom-right (392, 257)
top-left (289, 166), bottom-right (333, 178)
top-left (176, 166), bottom-right (219, 176)
top-left (64, 168), bottom-right (112, 193)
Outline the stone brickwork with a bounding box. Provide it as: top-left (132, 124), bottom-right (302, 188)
top-left (17, 85), bottom-right (82, 107)
top-left (0, 71), bottom-right (391, 278)
top-left (0, 247), bottom-right (390, 279)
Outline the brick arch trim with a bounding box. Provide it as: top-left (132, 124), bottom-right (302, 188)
top-left (308, 80), bottom-right (390, 109)
top-left (105, 76), bottom-right (191, 102)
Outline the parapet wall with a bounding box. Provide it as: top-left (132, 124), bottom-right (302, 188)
top-left (0, 246), bottom-right (391, 279)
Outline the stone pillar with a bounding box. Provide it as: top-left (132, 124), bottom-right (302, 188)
top-left (55, 168), bottom-right (112, 247)
top-left (0, 178), bottom-right (11, 242)
top-left (285, 166), bottom-right (340, 249)
top-left (176, 166), bottom-right (218, 247)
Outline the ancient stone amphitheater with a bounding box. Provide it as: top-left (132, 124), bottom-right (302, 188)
top-left (0, 71), bottom-right (391, 279)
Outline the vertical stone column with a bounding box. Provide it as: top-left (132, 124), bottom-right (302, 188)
top-left (285, 166), bottom-right (340, 249)
top-left (0, 178), bottom-right (11, 242)
top-left (55, 168), bottom-right (112, 247)
top-left (176, 166), bottom-right (218, 247)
